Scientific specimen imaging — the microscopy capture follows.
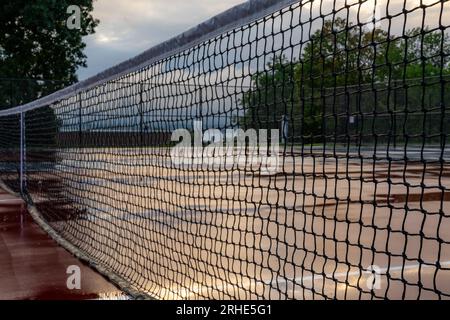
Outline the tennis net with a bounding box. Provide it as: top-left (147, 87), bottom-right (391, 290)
top-left (1, 0), bottom-right (450, 299)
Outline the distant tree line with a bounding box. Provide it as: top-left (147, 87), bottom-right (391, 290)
top-left (240, 18), bottom-right (450, 145)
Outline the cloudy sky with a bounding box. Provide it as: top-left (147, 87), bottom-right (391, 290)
top-left (77, 0), bottom-right (245, 80)
top-left (77, 0), bottom-right (445, 81)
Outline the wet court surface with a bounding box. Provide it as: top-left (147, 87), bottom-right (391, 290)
top-left (1, 147), bottom-right (450, 299)
top-left (0, 188), bottom-right (123, 300)
top-left (13, 148), bottom-right (449, 300)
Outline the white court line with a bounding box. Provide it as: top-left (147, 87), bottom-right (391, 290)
top-left (265, 261), bottom-right (450, 286)
top-left (165, 261), bottom-right (450, 299)
top-left (0, 199), bottom-right (23, 203)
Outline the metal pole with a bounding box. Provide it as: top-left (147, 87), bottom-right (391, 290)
top-left (393, 81), bottom-right (397, 149)
top-left (140, 82), bottom-right (144, 147)
top-left (20, 111), bottom-right (24, 195)
top-left (199, 86), bottom-right (203, 121)
top-left (281, 114), bottom-right (288, 145)
top-left (79, 92), bottom-right (83, 148)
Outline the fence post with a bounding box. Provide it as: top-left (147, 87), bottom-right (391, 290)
top-left (281, 114), bottom-right (289, 145)
top-left (79, 92), bottom-right (83, 148)
top-left (139, 82), bottom-right (144, 147)
top-left (393, 81), bottom-right (397, 149)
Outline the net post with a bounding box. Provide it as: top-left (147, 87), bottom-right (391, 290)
top-left (19, 111), bottom-right (25, 195)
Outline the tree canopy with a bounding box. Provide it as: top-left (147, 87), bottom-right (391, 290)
top-left (240, 18), bottom-right (450, 142)
top-left (0, 0), bottom-right (98, 108)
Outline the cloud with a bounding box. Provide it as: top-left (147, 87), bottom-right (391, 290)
top-left (77, 0), bottom-right (245, 80)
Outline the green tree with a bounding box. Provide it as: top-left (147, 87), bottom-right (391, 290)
top-left (401, 27), bottom-right (450, 78)
top-left (240, 55), bottom-right (298, 130)
top-left (240, 55), bottom-right (324, 142)
top-left (240, 18), bottom-right (450, 143)
top-left (0, 0), bottom-right (98, 107)
top-left (0, 0), bottom-right (98, 151)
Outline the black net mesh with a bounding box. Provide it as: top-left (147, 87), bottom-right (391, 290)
top-left (1, 0), bottom-right (450, 299)
top-left (0, 115), bottom-right (21, 192)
